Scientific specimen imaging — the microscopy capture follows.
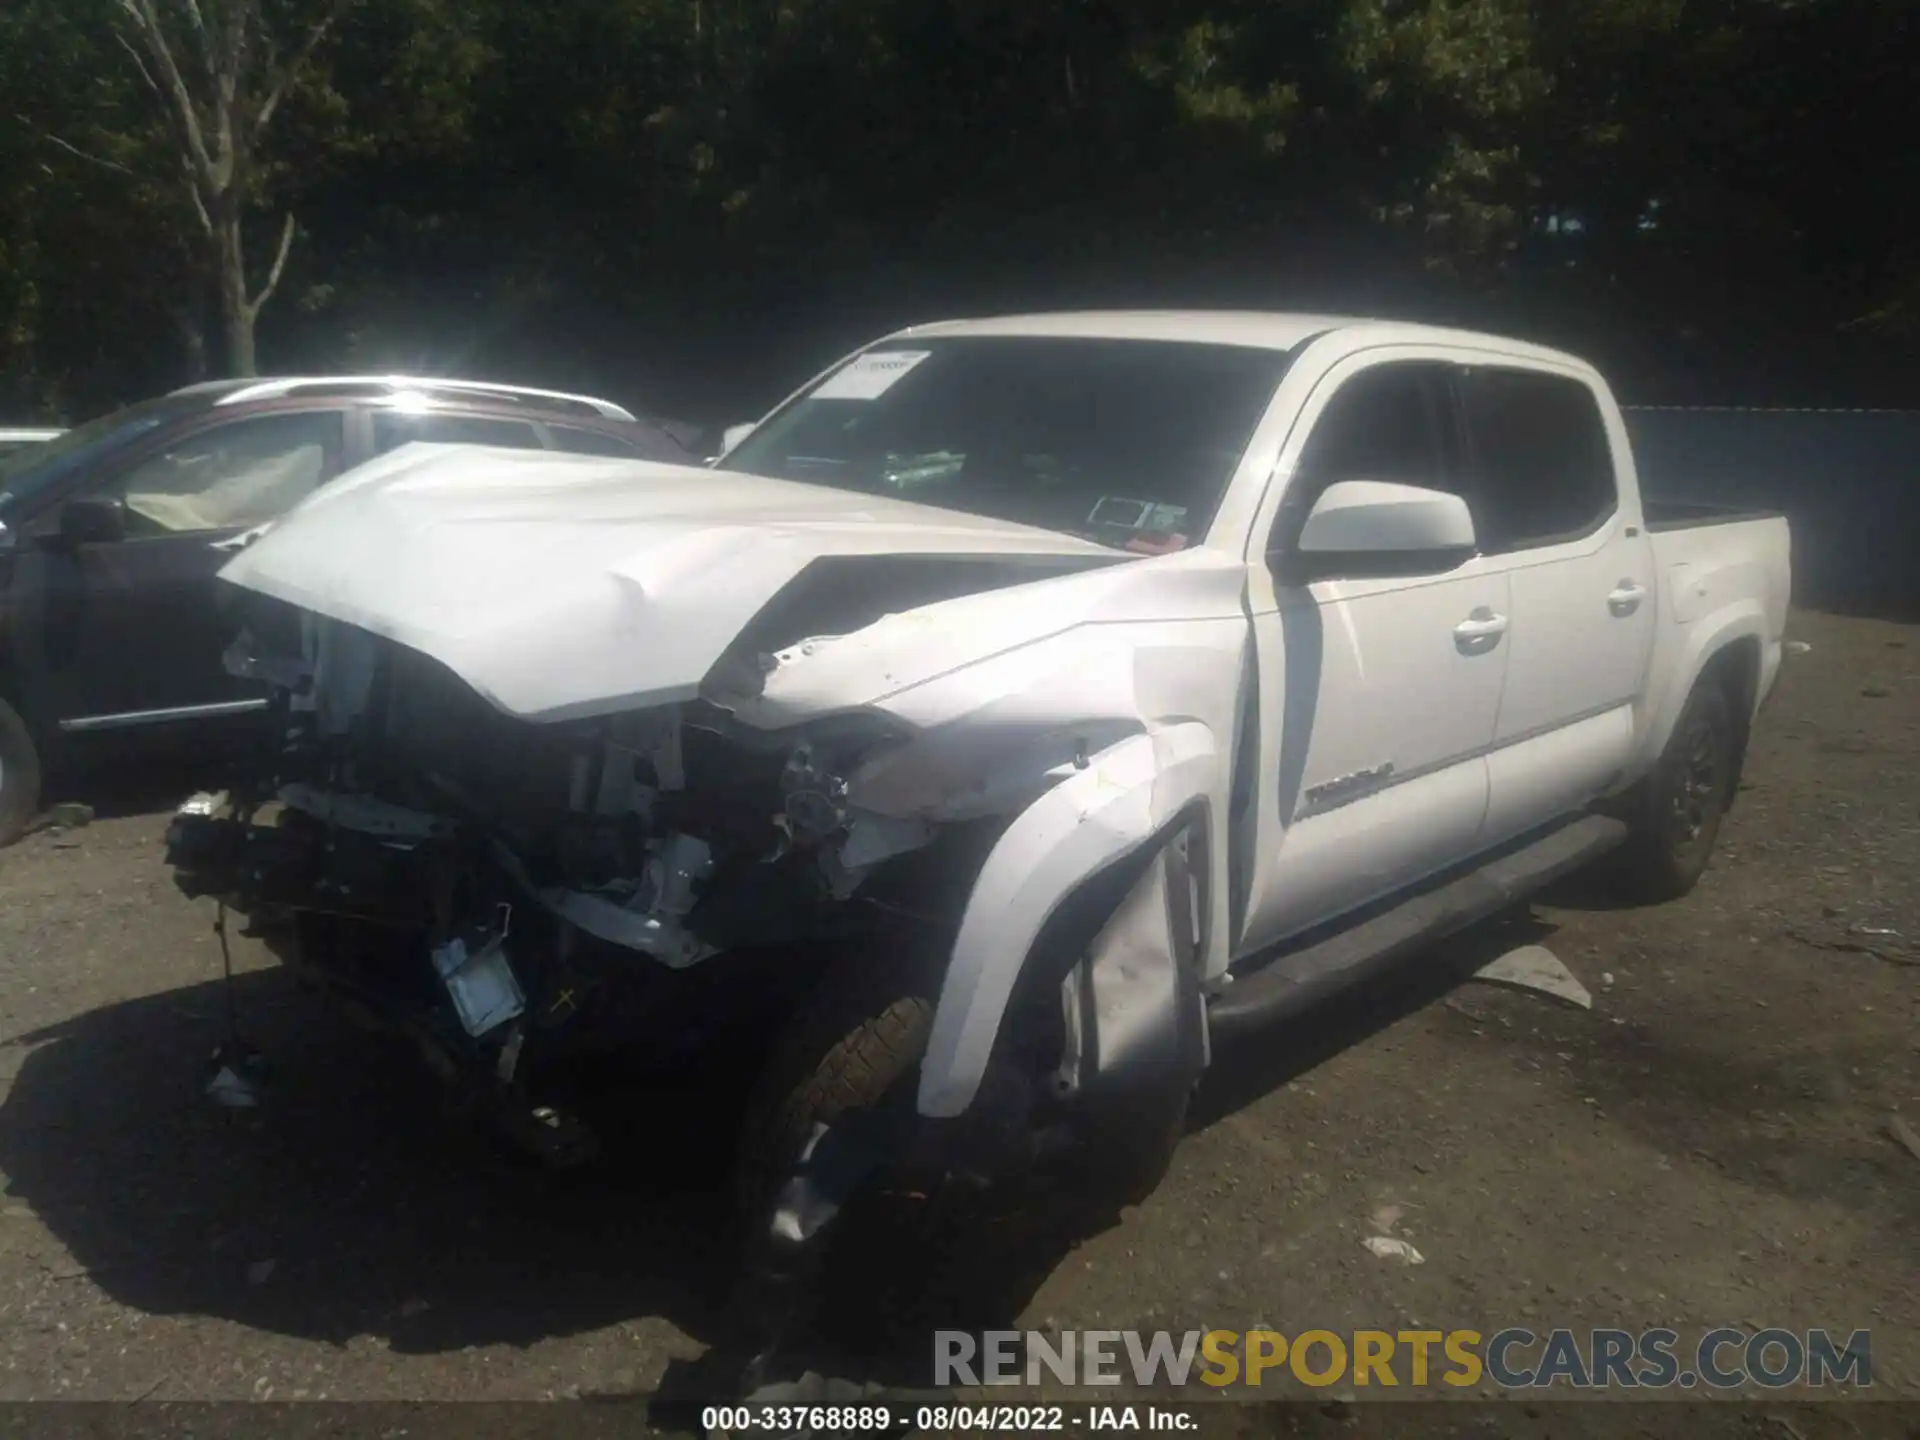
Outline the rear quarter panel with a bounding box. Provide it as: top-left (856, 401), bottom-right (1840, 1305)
top-left (1638, 515), bottom-right (1792, 765)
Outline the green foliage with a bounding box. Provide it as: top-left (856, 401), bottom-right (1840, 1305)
top-left (1, 0), bottom-right (1911, 415)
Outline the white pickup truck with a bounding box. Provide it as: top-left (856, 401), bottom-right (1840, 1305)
top-left (166, 310), bottom-right (1789, 1372)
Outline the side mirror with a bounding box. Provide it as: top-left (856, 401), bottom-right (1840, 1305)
top-left (1288, 479), bottom-right (1475, 579)
top-left (56, 495), bottom-right (129, 547)
top-left (719, 422), bottom-right (756, 455)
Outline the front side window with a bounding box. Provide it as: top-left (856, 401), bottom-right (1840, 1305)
top-left (0, 396), bottom-right (193, 514)
top-left (1295, 363), bottom-right (1458, 493)
top-left (1459, 368), bottom-right (1617, 552)
top-left (107, 410), bottom-right (343, 535)
top-left (1272, 360), bottom-right (1462, 552)
top-left (718, 336), bottom-right (1294, 549)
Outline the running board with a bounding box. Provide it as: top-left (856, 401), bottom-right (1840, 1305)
top-left (1207, 813), bottom-right (1628, 1043)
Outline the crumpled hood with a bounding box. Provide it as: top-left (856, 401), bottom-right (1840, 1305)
top-left (218, 443), bottom-right (1123, 722)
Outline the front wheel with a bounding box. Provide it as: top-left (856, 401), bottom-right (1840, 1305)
top-left (733, 952), bottom-right (937, 1230)
top-left (0, 697), bottom-right (43, 848)
top-left (1611, 677), bottom-right (1738, 903)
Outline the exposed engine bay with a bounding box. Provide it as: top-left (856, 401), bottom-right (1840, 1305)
top-left (162, 520), bottom-right (1218, 1150)
top-left (169, 579), bottom-right (1029, 1145)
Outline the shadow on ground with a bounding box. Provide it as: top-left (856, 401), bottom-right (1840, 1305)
top-left (0, 966), bottom-right (742, 1356)
top-left (33, 738), bottom-right (242, 828)
top-left (0, 960), bottom-right (1075, 1400)
top-left (0, 914), bottom-right (1549, 1370)
top-left (1191, 908), bottom-right (1559, 1129)
top-left (0, 913), bottom-right (1527, 1395)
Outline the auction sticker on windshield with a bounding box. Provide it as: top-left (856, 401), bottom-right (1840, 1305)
top-left (813, 349), bottom-right (932, 400)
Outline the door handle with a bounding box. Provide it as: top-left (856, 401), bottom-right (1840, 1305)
top-left (1453, 608), bottom-right (1509, 652)
top-left (1607, 580), bottom-right (1648, 616)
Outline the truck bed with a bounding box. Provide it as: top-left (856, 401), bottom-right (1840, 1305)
top-left (1645, 505), bottom-right (1791, 622)
top-left (1643, 497), bottom-right (1788, 532)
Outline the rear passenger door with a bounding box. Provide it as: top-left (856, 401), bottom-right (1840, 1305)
top-left (1460, 366), bottom-right (1656, 844)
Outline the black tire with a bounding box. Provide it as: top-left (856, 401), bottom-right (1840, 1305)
top-left (732, 952), bottom-right (937, 1227)
top-left (1612, 677), bottom-right (1738, 903)
top-left (0, 696), bottom-right (43, 848)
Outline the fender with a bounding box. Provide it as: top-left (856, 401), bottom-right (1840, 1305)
top-left (916, 721), bottom-right (1223, 1119)
top-left (1640, 599), bottom-right (1776, 767)
top-left (1046, 804), bottom-right (1211, 1199)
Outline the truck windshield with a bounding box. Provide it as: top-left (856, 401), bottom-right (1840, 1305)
top-left (717, 336), bottom-right (1294, 550)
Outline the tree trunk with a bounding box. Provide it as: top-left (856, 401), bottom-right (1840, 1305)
top-left (165, 292), bottom-right (209, 381)
top-left (215, 210), bottom-right (257, 377)
top-left (118, 0), bottom-right (337, 382)
top-left (181, 315), bottom-right (209, 381)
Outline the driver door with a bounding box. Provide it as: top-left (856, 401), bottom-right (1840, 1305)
top-left (1238, 356), bottom-right (1511, 953)
top-left (33, 408), bottom-right (345, 729)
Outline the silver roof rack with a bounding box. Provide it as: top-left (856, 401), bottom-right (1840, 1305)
top-left (199, 375), bottom-right (637, 422)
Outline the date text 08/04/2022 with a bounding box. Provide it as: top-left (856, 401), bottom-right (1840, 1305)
top-left (700, 1406), bottom-right (1190, 1432)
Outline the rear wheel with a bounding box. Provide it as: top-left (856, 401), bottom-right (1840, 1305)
top-left (1612, 677), bottom-right (1738, 902)
top-left (0, 697), bottom-right (43, 848)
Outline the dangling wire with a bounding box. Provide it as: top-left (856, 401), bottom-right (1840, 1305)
top-left (215, 901), bottom-right (242, 1051)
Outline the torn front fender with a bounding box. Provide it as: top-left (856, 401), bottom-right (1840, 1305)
top-left (915, 722), bottom-right (1222, 1119)
top-left (1051, 807), bottom-right (1210, 1198)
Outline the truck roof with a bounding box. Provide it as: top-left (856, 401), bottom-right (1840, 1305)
top-left (894, 310), bottom-right (1593, 372)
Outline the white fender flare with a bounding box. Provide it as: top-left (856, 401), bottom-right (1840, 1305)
top-left (1642, 602), bottom-right (1777, 763)
top-left (916, 722), bottom-right (1221, 1119)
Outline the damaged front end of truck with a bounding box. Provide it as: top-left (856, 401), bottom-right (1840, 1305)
top-left (161, 448), bottom-right (1243, 1386)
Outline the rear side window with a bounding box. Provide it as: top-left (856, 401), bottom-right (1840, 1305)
top-left (373, 412), bottom-right (543, 454)
top-left (548, 426), bottom-right (640, 457)
top-left (1459, 369), bottom-right (1616, 551)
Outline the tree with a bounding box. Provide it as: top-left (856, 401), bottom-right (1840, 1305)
top-left (113, 0), bottom-right (355, 375)
top-left (1, 0), bottom-right (204, 411)
top-left (5, 0), bottom-right (1912, 413)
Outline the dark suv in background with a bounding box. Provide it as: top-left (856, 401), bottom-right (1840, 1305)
top-left (0, 376), bottom-right (689, 842)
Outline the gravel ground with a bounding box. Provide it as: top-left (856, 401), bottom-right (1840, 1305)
top-left (0, 606), bottom-right (1914, 1420)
